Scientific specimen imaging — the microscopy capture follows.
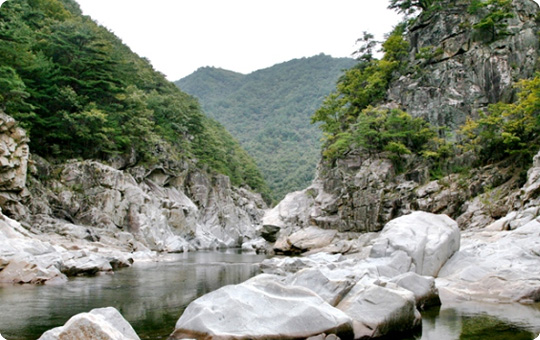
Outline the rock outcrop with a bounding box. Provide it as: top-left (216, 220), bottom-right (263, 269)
top-left (370, 211), bottom-right (460, 277)
top-left (388, 0), bottom-right (539, 130)
top-left (38, 307), bottom-right (140, 340)
top-left (264, 0), bottom-right (540, 235)
top-left (24, 159), bottom-right (265, 253)
top-left (0, 111), bottom-right (268, 283)
top-left (437, 218), bottom-right (540, 303)
top-left (0, 112), bottom-right (30, 218)
top-left (0, 209), bottom-right (137, 284)
top-left (170, 277), bottom-right (355, 340)
top-left (172, 211), bottom-right (458, 340)
top-left (336, 283), bottom-right (421, 339)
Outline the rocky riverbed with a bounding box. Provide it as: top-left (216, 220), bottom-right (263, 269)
top-left (1, 124), bottom-right (540, 338)
top-left (11, 206), bottom-right (538, 340)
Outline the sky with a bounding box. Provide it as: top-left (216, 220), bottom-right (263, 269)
top-left (72, 0), bottom-right (402, 81)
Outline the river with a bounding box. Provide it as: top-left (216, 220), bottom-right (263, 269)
top-left (0, 250), bottom-right (539, 340)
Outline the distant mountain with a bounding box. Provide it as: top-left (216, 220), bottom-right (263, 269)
top-left (176, 54), bottom-right (356, 202)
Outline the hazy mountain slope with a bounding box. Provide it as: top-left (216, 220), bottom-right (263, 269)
top-left (176, 54), bottom-right (356, 201)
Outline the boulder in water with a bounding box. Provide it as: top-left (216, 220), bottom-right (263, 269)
top-left (336, 282), bottom-right (422, 339)
top-left (169, 278), bottom-right (354, 340)
top-left (437, 218), bottom-right (540, 303)
top-left (38, 307), bottom-right (140, 340)
top-left (370, 211), bottom-right (460, 277)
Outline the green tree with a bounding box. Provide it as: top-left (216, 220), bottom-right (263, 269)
top-left (354, 31), bottom-right (379, 63)
top-left (469, 0), bottom-right (514, 42)
top-left (460, 74), bottom-right (540, 164)
top-left (0, 0), bottom-right (270, 198)
top-left (352, 108), bottom-right (438, 160)
top-left (0, 66), bottom-right (32, 113)
top-left (388, 0), bottom-right (438, 14)
top-left (312, 25), bottom-right (409, 158)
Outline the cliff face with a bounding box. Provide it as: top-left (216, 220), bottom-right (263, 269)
top-left (0, 111), bottom-right (266, 263)
top-left (388, 0), bottom-right (539, 129)
top-left (265, 0), bottom-right (540, 234)
top-left (22, 158), bottom-right (266, 252)
top-left (0, 112), bottom-right (30, 216)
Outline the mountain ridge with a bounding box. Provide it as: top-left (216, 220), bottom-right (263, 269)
top-left (176, 54), bottom-right (356, 201)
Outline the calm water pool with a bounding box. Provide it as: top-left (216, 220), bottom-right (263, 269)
top-left (0, 250), bottom-right (539, 340)
top-left (0, 250), bottom-right (267, 339)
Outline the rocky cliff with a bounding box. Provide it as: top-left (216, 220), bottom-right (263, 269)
top-left (264, 0), bottom-right (540, 235)
top-left (0, 112), bottom-right (268, 283)
top-left (389, 0), bottom-right (539, 129)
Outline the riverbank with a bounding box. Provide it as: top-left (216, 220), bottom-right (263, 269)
top-left (0, 250), bottom-right (267, 340)
top-left (6, 210), bottom-right (538, 340)
top-left (1, 250), bottom-right (539, 340)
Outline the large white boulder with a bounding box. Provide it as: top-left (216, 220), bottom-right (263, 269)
top-left (274, 226), bottom-right (338, 254)
top-left (336, 282), bottom-right (421, 339)
top-left (38, 307), bottom-right (140, 340)
top-left (389, 272), bottom-right (441, 309)
top-left (370, 211), bottom-right (460, 277)
top-left (437, 218), bottom-right (540, 303)
top-left (170, 278), bottom-right (354, 340)
top-left (262, 189), bottom-right (316, 230)
top-left (286, 267), bottom-right (356, 306)
top-left (0, 214), bottom-right (67, 283)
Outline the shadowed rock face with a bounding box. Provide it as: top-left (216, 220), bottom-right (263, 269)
top-left (388, 0), bottom-right (539, 130)
top-left (0, 112), bottom-right (29, 217)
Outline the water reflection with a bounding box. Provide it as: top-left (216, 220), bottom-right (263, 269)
top-left (404, 301), bottom-right (540, 340)
top-left (1, 251), bottom-right (540, 340)
top-left (0, 250), bottom-right (267, 340)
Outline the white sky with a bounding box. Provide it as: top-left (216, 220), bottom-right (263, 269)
top-left (2, 0), bottom-right (538, 81)
top-left (73, 0), bottom-right (402, 80)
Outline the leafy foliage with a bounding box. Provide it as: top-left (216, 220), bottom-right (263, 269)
top-left (460, 74), bottom-right (540, 165)
top-left (176, 55), bottom-right (355, 202)
top-left (0, 0), bottom-right (269, 198)
top-left (468, 0), bottom-right (514, 42)
top-left (388, 0), bottom-right (440, 15)
top-left (325, 106), bottom-right (447, 170)
top-left (312, 25), bottom-right (410, 159)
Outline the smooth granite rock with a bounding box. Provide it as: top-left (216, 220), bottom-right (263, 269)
top-left (38, 307), bottom-right (140, 340)
top-left (370, 212), bottom-right (460, 277)
top-left (169, 278), bottom-right (354, 340)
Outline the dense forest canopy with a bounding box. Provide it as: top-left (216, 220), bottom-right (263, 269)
top-left (176, 55), bottom-right (356, 202)
top-left (0, 0), bottom-right (270, 200)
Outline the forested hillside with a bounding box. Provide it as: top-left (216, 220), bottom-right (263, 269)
top-left (176, 55), bottom-right (356, 202)
top-left (0, 0), bottom-right (270, 200)
top-left (313, 0), bottom-right (540, 172)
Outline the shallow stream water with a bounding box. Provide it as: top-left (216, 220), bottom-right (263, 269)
top-left (0, 250), bottom-right (539, 340)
